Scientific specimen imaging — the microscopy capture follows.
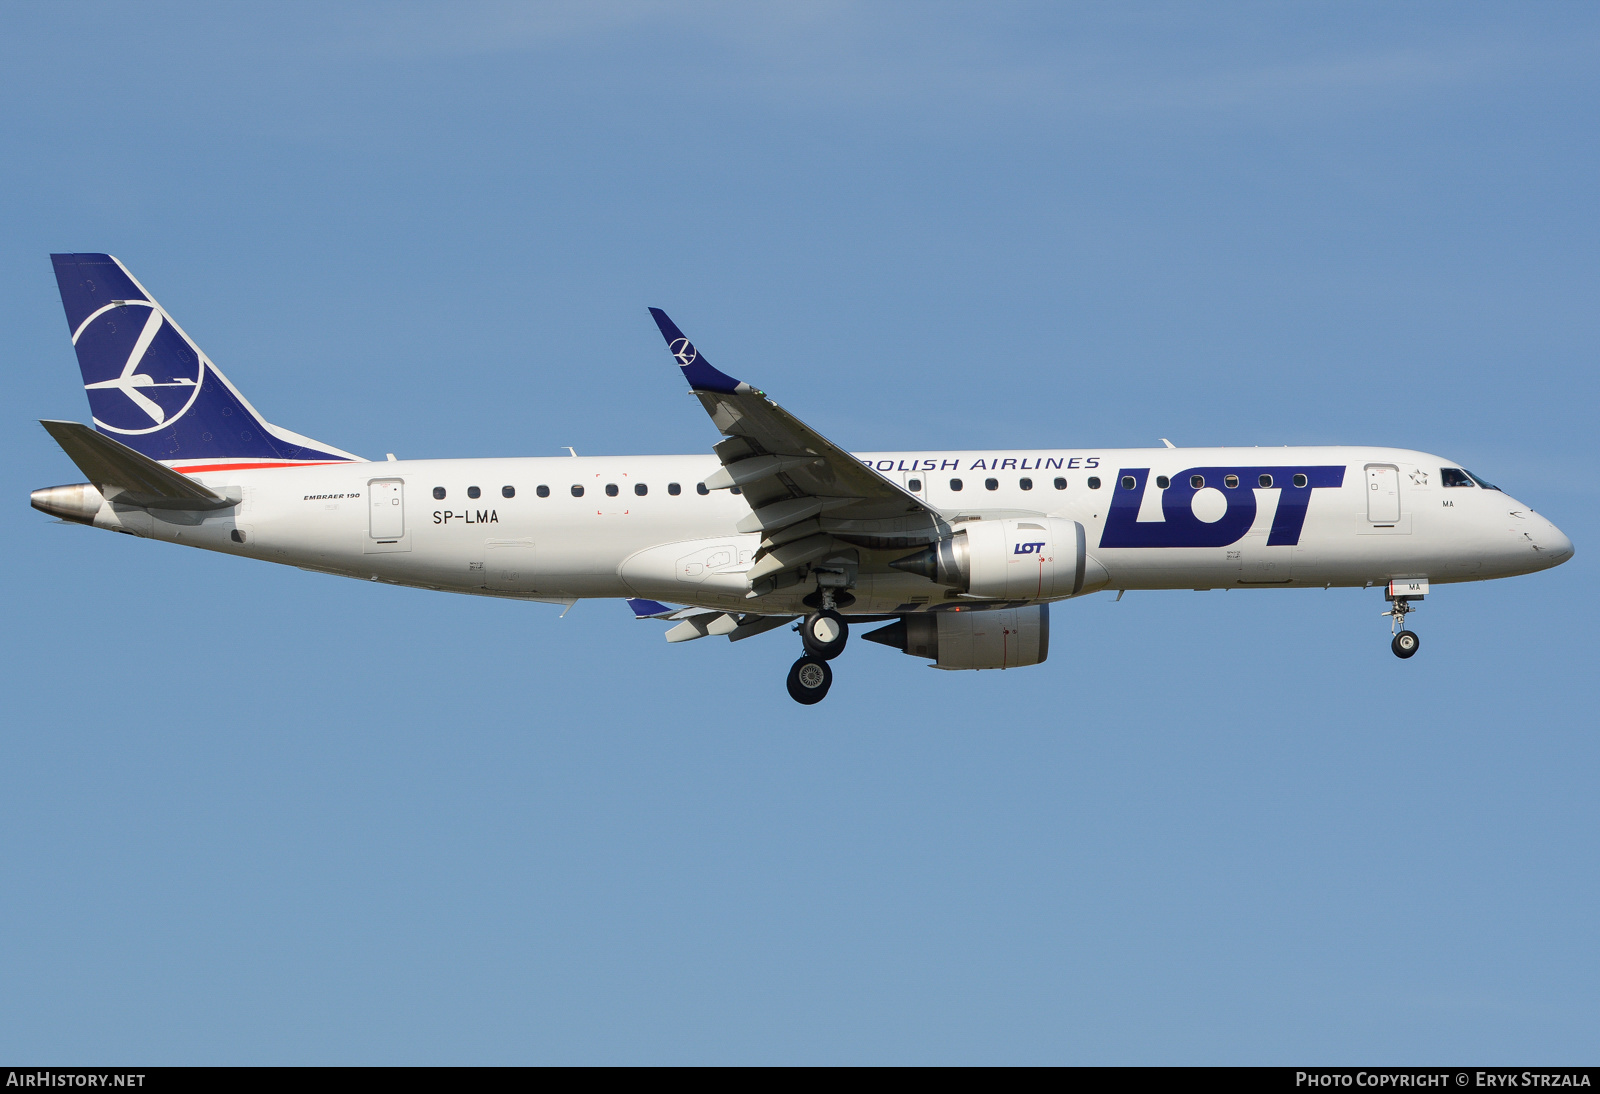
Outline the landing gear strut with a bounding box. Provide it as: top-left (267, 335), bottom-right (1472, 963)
top-left (788, 587), bottom-right (850, 703)
top-left (1383, 592), bottom-right (1420, 659)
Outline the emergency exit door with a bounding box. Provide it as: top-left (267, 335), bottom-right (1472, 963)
top-left (369, 479), bottom-right (405, 540)
top-left (1366, 465), bottom-right (1400, 524)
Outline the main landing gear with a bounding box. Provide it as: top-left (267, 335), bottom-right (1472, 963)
top-left (787, 598), bottom-right (849, 704)
top-left (1383, 591), bottom-right (1421, 660)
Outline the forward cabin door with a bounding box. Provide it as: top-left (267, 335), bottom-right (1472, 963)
top-left (1366, 465), bottom-right (1401, 525)
top-left (369, 479), bottom-right (405, 540)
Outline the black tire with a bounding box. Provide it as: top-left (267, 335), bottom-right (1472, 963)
top-left (800, 609), bottom-right (849, 660)
top-left (1392, 630), bottom-right (1420, 659)
top-left (786, 655), bottom-right (833, 704)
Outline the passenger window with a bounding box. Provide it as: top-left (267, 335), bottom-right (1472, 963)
top-left (697, 483), bottom-right (710, 495)
top-left (536, 485), bottom-right (549, 498)
top-left (1224, 475), bottom-right (1238, 489)
top-left (1155, 475), bottom-right (1170, 488)
top-left (467, 486), bottom-right (481, 499)
top-left (950, 478), bottom-right (963, 491)
top-left (985, 478), bottom-right (999, 491)
top-left (571, 485), bottom-right (584, 497)
top-left (635, 483), bottom-right (647, 496)
top-left (1019, 477), bottom-right (1032, 491)
top-left (1054, 477), bottom-right (1067, 490)
top-left (668, 483), bottom-right (681, 495)
top-left (433, 487), bottom-right (446, 500)
top-left (1441, 468), bottom-right (1474, 488)
top-left (1190, 475), bottom-right (1205, 489)
top-left (1293, 474), bottom-right (1308, 488)
top-left (1088, 477), bottom-right (1101, 489)
top-left (605, 483), bottom-right (618, 497)
top-left (907, 478), bottom-right (922, 492)
top-left (502, 486), bottom-right (515, 499)
top-left (1258, 474), bottom-right (1273, 488)
top-left (1120, 476), bottom-right (1136, 490)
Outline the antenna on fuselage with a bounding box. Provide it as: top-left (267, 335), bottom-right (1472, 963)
top-left (563, 446), bottom-right (578, 457)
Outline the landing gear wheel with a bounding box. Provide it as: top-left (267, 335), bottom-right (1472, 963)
top-left (786, 655), bottom-right (833, 704)
top-left (1392, 631), bottom-right (1420, 659)
top-left (801, 609), bottom-right (849, 660)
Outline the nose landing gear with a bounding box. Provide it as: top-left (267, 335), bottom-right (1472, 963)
top-left (1383, 583), bottom-right (1423, 659)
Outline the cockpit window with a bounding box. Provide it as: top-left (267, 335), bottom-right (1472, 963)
top-left (1441, 468), bottom-right (1474, 488)
top-left (1467, 470), bottom-right (1500, 491)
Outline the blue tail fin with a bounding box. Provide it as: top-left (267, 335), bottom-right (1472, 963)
top-left (50, 253), bottom-right (361, 470)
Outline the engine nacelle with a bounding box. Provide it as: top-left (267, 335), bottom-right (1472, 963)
top-left (864, 605), bottom-right (1049, 670)
top-left (891, 517), bottom-right (1107, 600)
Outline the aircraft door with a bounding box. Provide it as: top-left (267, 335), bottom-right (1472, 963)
top-left (1366, 465), bottom-right (1401, 524)
top-left (369, 479), bottom-right (405, 539)
top-left (902, 470), bottom-right (927, 500)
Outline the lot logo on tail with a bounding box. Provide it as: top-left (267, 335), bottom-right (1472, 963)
top-left (75, 302), bottom-right (205, 434)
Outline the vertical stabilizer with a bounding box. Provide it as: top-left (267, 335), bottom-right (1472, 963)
top-left (50, 253), bottom-right (362, 471)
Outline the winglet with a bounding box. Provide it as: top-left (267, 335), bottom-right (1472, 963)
top-left (626, 598), bottom-right (677, 619)
top-left (648, 308), bottom-right (745, 394)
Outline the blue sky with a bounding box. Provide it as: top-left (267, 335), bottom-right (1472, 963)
top-left (2, 2), bottom-right (1597, 1064)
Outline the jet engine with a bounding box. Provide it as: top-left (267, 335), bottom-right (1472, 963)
top-left (889, 517), bottom-right (1107, 600)
top-left (863, 605), bottom-right (1049, 670)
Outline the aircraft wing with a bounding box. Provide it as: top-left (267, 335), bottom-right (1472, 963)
top-left (40, 420), bottom-right (235, 510)
top-left (648, 309), bottom-right (942, 594)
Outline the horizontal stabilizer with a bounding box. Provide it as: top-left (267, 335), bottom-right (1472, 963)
top-left (39, 420), bottom-right (234, 510)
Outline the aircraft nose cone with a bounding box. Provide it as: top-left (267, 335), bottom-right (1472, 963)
top-left (1541, 521), bottom-right (1574, 566)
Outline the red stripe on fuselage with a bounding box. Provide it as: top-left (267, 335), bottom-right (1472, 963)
top-left (175, 461), bottom-right (349, 473)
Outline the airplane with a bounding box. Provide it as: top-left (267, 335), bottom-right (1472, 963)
top-left (31, 253), bottom-right (1575, 704)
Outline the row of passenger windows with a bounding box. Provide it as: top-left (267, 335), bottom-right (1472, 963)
top-left (909, 476), bottom-right (1098, 492)
top-left (1137, 473), bottom-right (1309, 490)
top-left (432, 482), bottom-right (715, 501)
top-left (432, 470), bottom-right (1346, 500)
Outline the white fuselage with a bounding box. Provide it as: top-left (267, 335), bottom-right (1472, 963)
top-left (82, 446), bottom-right (1572, 615)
